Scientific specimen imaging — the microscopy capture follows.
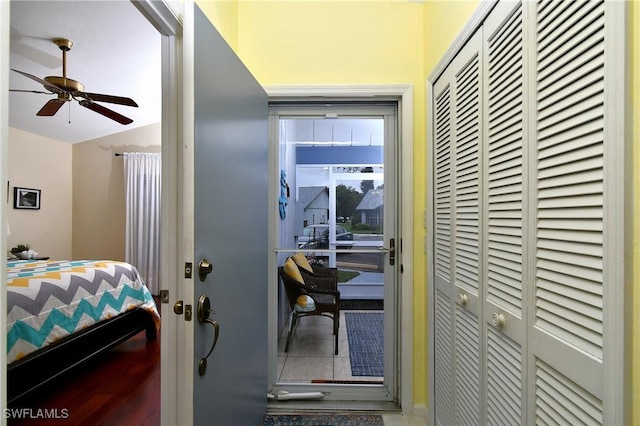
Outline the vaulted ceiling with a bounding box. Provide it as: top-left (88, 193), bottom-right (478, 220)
top-left (9, 1), bottom-right (161, 144)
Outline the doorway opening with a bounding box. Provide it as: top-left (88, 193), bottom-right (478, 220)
top-left (268, 101), bottom-right (400, 405)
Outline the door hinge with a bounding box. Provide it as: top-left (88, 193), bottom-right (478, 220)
top-left (159, 289), bottom-right (170, 304)
top-left (185, 262), bottom-right (193, 279)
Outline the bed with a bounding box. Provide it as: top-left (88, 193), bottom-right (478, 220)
top-left (6, 259), bottom-right (160, 403)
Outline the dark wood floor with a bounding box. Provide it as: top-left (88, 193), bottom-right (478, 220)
top-left (8, 331), bottom-right (160, 426)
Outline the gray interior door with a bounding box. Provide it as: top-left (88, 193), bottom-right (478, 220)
top-left (193, 5), bottom-right (268, 424)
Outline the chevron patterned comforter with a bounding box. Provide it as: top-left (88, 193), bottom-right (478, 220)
top-left (7, 259), bottom-right (160, 364)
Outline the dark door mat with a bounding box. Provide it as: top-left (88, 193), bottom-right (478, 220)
top-left (340, 299), bottom-right (383, 310)
top-left (262, 413), bottom-right (384, 426)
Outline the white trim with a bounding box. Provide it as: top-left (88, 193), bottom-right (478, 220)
top-left (413, 403), bottom-right (428, 423)
top-left (180, 2), bottom-right (195, 426)
top-left (133, 1), bottom-right (184, 425)
top-left (425, 79), bottom-right (436, 426)
top-left (1, 1), bottom-right (9, 420)
top-left (427, 0), bottom-right (497, 82)
top-left (603, 1), bottom-right (630, 424)
top-left (265, 84), bottom-right (414, 413)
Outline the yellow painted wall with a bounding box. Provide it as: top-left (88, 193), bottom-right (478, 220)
top-left (197, 0), bottom-right (239, 52)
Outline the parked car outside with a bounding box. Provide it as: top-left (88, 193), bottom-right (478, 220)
top-left (298, 224), bottom-right (353, 249)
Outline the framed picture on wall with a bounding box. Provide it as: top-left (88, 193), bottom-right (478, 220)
top-left (14, 187), bottom-right (41, 210)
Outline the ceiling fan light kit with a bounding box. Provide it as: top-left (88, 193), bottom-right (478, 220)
top-left (10, 37), bottom-right (138, 125)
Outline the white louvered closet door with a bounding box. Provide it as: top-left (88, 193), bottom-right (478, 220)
top-left (431, 0), bottom-right (627, 424)
top-left (529, 0), bottom-right (609, 423)
top-left (432, 29), bottom-right (483, 426)
top-left (482, 2), bottom-right (527, 425)
top-left (432, 61), bottom-right (455, 426)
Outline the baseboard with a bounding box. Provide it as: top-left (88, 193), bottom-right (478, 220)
top-left (413, 404), bottom-right (428, 424)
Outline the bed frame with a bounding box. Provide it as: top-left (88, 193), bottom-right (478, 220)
top-left (7, 307), bottom-right (157, 404)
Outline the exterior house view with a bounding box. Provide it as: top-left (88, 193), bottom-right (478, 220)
top-left (1, 0), bottom-right (639, 425)
top-left (297, 186), bottom-right (329, 228)
top-left (356, 188), bottom-right (384, 226)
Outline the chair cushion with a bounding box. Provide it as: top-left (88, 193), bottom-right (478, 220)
top-left (283, 257), bottom-right (305, 283)
top-left (295, 295), bottom-right (316, 312)
top-left (292, 252), bottom-right (313, 273)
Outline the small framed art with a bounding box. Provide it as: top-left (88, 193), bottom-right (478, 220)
top-left (14, 187), bottom-right (41, 210)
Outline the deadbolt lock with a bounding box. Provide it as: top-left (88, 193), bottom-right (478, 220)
top-left (199, 258), bottom-right (213, 281)
top-left (173, 300), bottom-right (183, 315)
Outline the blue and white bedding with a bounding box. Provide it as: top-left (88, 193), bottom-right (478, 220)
top-left (7, 259), bottom-right (160, 364)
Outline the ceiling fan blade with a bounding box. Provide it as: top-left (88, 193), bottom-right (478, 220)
top-left (9, 89), bottom-right (52, 95)
top-left (79, 99), bottom-right (133, 125)
top-left (11, 69), bottom-right (64, 94)
top-left (37, 99), bottom-right (66, 116)
top-left (77, 92), bottom-right (138, 107)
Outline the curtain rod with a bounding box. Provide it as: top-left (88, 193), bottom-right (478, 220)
top-left (114, 152), bottom-right (161, 157)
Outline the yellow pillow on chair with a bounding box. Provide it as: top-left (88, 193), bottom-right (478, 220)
top-left (283, 257), bottom-right (305, 283)
top-left (292, 252), bottom-right (313, 273)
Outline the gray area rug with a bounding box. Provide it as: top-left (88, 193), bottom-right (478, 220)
top-left (345, 312), bottom-right (384, 377)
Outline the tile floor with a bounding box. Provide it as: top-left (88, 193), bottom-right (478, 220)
top-left (275, 310), bottom-right (427, 425)
top-left (277, 310), bottom-right (383, 383)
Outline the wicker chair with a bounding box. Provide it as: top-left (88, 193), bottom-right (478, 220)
top-left (278, 262), bottom-right (340, 355)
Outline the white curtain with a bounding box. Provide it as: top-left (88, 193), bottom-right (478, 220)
top-left (124, 153), bottom-right (161, 295)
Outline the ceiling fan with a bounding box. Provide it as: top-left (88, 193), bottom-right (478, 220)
top-left (10, 38), bottom-right (138, 125)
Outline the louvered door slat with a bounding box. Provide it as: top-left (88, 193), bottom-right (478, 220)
top-left (487, 327), bottom-right (522, 425)
top-left (435, 84), bottom-right (452, 280)
top-left (455, 307), bottom-right (480, 426)
top-left (487, 1), bottom-right (524, 319)
top-left (434, 290), bottom-right (454, 426)
top-left (535, 360), bottom-right (603, 425)
top-left (538, 2), bottom-right (602, 63)
top-left (455, 51), bottom-right (480, 295)
top-left (535, 0), bottom-right (573, 32)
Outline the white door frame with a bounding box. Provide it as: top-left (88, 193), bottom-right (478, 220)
top-left (265, 85), bottom-right (414, 414)
top-left (130, 1), bottom-right (186, 425)
top-left (1, 2), bottom-right (10, 421)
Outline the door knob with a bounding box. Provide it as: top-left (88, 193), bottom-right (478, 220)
top-left (457, 293), bottom-right (468, 306)
top-left (198, 258), bottom-right (213, 281)
top-left (492, 312), bottom-right (506, 328)
top-left (173, 300), bottom-right (183, 315)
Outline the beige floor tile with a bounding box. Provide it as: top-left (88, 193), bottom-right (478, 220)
top-left (279, 355), bottom-right (334, 382)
